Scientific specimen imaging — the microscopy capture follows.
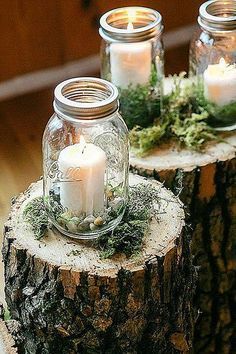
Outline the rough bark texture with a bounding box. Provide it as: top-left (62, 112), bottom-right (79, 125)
top-left (3, 175), bottom-right (196, 354)
top-left (130, 133), bottom-right (236, 354)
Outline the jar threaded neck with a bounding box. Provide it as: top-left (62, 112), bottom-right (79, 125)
top-left (54, 77), bottom-right (119, 120)
top-left (199, 0), bottom-right (236, 32)
top-left (99, 6), bottom-right (163, 42)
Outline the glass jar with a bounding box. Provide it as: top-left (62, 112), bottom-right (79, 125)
top-left (189, 0), bottom-right (236, 131)
top-left (43, 77), bottom-right (129, 239)
top-left (99, 6), bottom-right (164, 129)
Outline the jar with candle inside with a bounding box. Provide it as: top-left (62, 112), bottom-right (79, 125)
top-left (99, 6), bottom-right (164, 129)
top-left (43, 77), bottom-right (129, 239)
top-left (189, 0), bottom-right (236, 131)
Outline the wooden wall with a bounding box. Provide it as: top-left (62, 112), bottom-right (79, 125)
top-left (0, 0), bottom-right (203, 82)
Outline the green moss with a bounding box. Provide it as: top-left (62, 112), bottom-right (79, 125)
top-left (95, 183), bottom-right (160, 258)
top-left (130, 124), bottom-right (166, 154)
top-left (130, 73), bottom-right (220, 156)
top-left (119, 66), bottom-right (161, 129)
top-left (208, 102), bottom-right (236, 128)
top-left (23, 197), bottom-right (49, 239)
top-left (3, 307), bottom-right (11, 321)
top-left (23, 183), bottom-right (160, 258)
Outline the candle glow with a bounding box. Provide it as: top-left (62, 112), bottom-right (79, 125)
top-left (127, 21), bottom-right (134, 31)
top-left (203, 57), bottom-right (236, 106)
top-left (127, 8), bottom-right (136, 26)
top-left (109, 8), bottom-right (152, 89)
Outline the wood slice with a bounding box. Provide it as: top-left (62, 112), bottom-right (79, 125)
top-left (130, 133), bottom-right (236, 354)
top-left (3, 174), bottom-right (195, 354)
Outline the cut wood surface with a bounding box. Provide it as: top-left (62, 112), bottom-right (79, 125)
top-left (3, 174), bottom-right (196, 354)
top-left (131, 133), bottom-right (236, 174)
top-left (130, 133), bottom-right (236, 354)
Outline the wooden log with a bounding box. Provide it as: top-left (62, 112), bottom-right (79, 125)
top-left (130, 133), bottom-right (236, 354)
top-left (3, 174), bottom-right (196, 354)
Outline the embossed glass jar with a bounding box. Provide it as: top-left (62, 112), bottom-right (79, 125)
top-left (99, 6), bottom-right (164, 129)
top-left (189, 0), bottom-right (236, 130)
top-left (43, 77), bottom-right (129, 239)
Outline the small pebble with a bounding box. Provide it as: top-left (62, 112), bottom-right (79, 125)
top-left (70, 216), bottom-right (80, 225)
top-left (84, 215), bottom-right (95, 223)
top-left (60, 211), bottom-right (73, 220)
top-left (66, 221), bottom-right (78, 233)
top-left (94, 216), bottom-right (104, 226)
top-left (57, 217), bottom-right (66, 228)
top-left (78, 221), bottom-right (90, 231)
top-left (106, 190), bottom-right (113, 199)
top-left (89, 223), bottom-right (98, 231)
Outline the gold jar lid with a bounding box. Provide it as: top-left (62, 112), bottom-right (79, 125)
top-left (54, 77), bottom-right (119, 121)
top-left (99, 6), bottom-right (163, 42)
top-left (198, 0), bottom-right (236, 33)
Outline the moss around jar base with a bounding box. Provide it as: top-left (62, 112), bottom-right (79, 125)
top-left (119, 84), bottom-right (161, 129)
top-left (207, 101), bottom-right (236, 131)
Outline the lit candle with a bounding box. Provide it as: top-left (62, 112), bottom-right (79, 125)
top-left (58, 137), bottom-right (106, 215)
top-left (110, 10), bottom-right (152, 89)
top-left (203, 58), bottom-right (236, 106)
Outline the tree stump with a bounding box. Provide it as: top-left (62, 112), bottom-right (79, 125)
top-left (3, 174), bottom-right (196, 354)
top-left (130, 133), bottom-right (236, 354)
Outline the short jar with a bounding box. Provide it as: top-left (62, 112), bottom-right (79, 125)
top-left (189, 0), bottom-right (236, 130)
top-left (99, 6), bottom-right (164, 129)
top-left (43, 77), bottom-right (129, 239)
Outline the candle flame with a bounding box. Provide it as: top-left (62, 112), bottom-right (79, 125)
top-left (127, 21), bottom-right (134, 31)
top-left (219, 57), bottom-right (226, 67)
top-left (206, 57), bottom-right (236, 76)
top-left (127, 9), bottom-right (136, 30)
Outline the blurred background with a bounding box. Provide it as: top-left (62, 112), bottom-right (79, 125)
top-left (0, 0), bottom-right (203, 303)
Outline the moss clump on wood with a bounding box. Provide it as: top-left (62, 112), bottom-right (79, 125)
top-left (23, 184), bottom-right (160, 258)
top-left (130, 73), bottom-right (220, 156)
top-left (23, 197), bottom-right (48, 239)
top-left (95, 183), bottom-right (161, 258)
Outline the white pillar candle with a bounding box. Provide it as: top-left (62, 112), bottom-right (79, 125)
top-left (110, 17), bottom-right (151, 89)
top-left (58, 137), bottom-right (106, 215)
top-left (110, 41), bottom-right (152, 89)
top-left (203, 58), bottom-right (236, 106)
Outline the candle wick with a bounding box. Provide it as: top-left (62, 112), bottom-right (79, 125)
top-left (127, 21), bottom-right (134, 31)
top-left (82, 145), bottom-right (86, 154)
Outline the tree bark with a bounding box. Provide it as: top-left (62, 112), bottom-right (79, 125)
top-left (130, 133), bottom-right (236, 354)
top-left (3, 174), bottom-right (196, 354)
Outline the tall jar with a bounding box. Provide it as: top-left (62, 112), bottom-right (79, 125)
top-left (189, 0), bottom-right (236, 131)
top-left (99, 6), bottom-right (164, 129)
top-left (43, 77), bottom-right (129, 239)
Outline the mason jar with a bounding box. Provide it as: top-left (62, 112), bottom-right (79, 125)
top-left (99, 6), bottom-right (164, 129)
top-left (43, 77), bottom-right (129, 239)
top-left (189, 0), bottom-right (236, 130)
